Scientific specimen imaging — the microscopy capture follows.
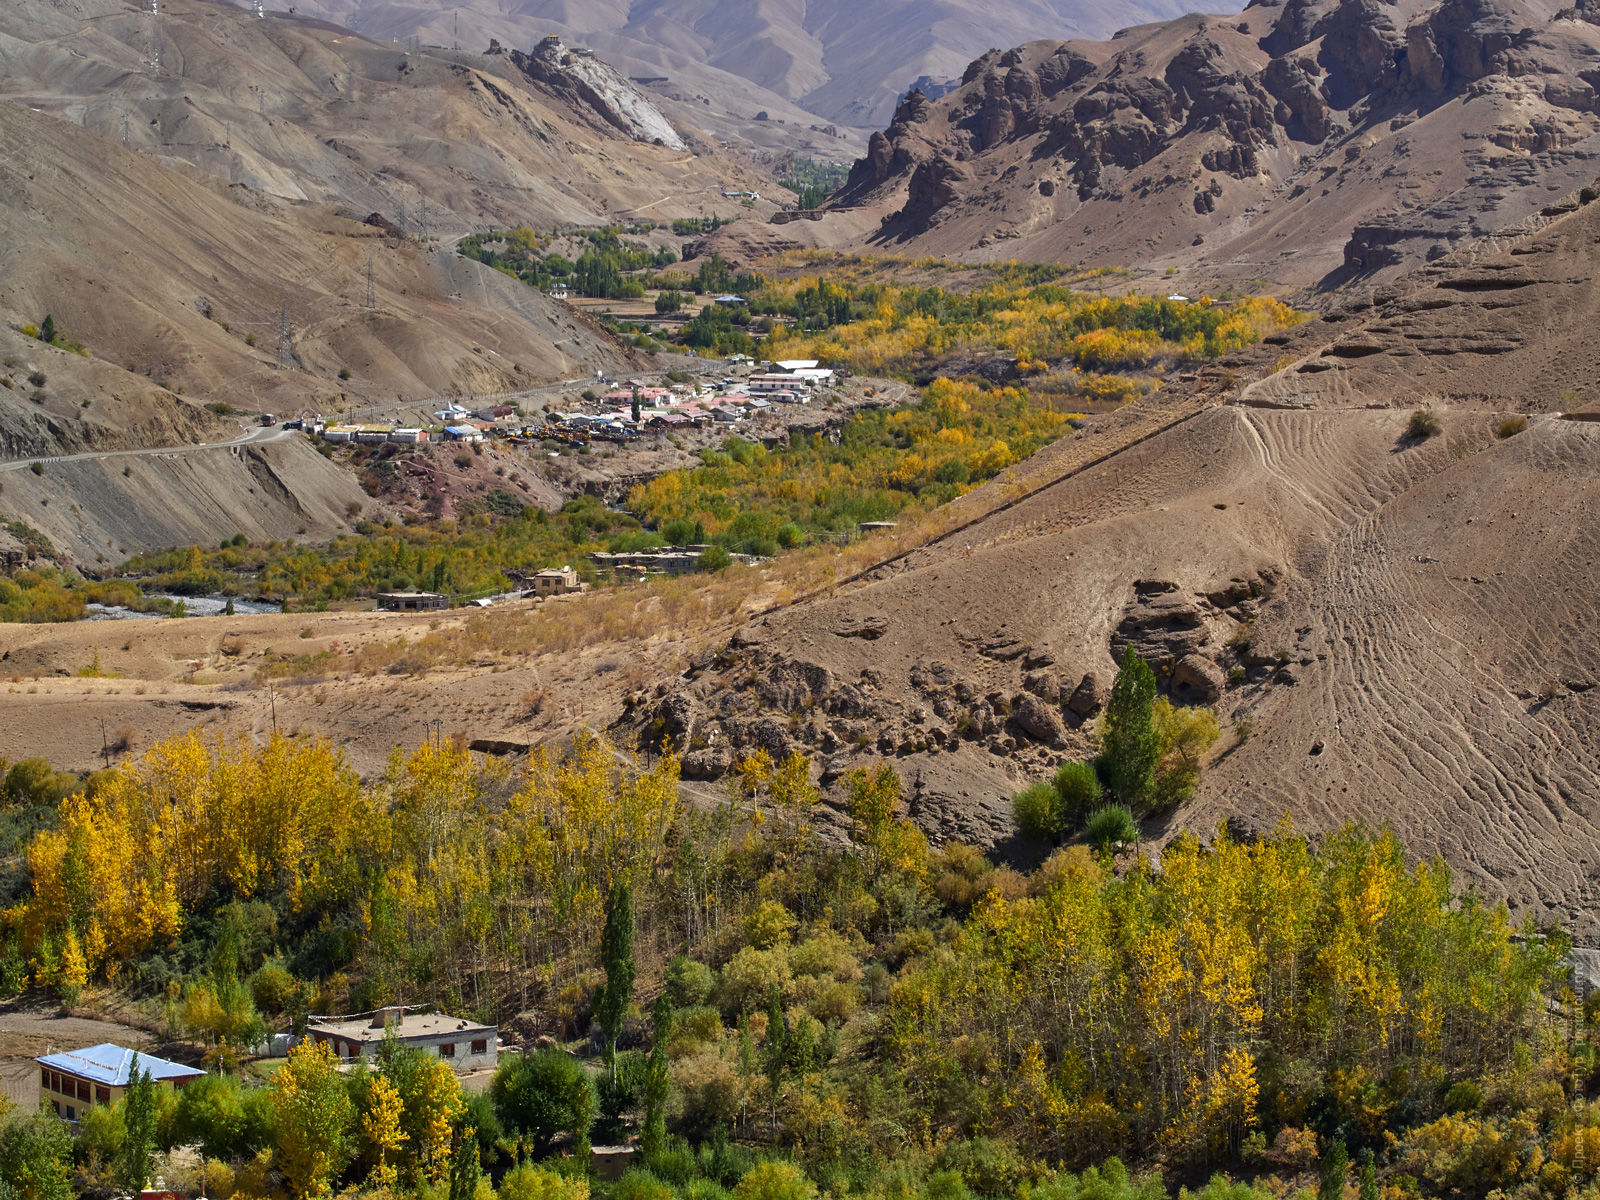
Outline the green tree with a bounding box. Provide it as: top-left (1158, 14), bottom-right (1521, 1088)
top-left (116, 1065), bottom-right (157, 1192)
top-left (594, 877), bottom-right (636, 1083)
top-left (0, 1109), bottom-right (73, 1200)
top-left (1100, 647), bottom-right (1160, 809)
top-left (1357, 1150), bottom-right (1378, 1200)
top-left (1319, 1137), bottom-right (1349, 1200)
top-left (448, 1122), bottom-right (481, 1200)
top-left (641, 996), bottom-right (674, 1160)
top-left (37, 316), bottom-right (55, 345)
top-left (489, 1051), bottom-right (596, 1156)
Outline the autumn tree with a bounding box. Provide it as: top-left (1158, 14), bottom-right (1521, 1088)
top-left (380, 1040), bottom-right (463, 1184)
top-left (357, 1071), bottom-right (407, 1187)
top-left (271, 1039), bottom-right (355, 1200)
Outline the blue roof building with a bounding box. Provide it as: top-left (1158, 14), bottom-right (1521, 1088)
top-left (37, 1043), bottom-right (203, 1119)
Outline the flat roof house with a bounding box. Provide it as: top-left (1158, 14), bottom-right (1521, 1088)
top-left (38, 1044), bottom-right (202, 1121)
top-left (308, 1009), bottom-right (497, 1073)
top-left (529, 565), bottom-right (584, 596)
top-left (378, 591), bottom-right (448, 612)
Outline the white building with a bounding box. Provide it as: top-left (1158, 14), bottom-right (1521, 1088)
top-left (307, 1009), bottom-right (498, 1073)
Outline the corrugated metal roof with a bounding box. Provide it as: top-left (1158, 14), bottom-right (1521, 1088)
top-left (37, 1044), bottom-right (202, 1087)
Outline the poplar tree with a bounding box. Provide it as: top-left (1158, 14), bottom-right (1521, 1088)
top-left (1101, 646), bottom-right (1160, 809)
top-left (594, 878), bottom-right (635, 1084)
top-left (117, 1065), bottom-right (157, 1193)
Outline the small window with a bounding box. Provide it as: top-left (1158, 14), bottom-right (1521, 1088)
top-left (439, 1043), bottom-right (455, 1058)
top-left (77, 1080), bottom-right (90, 1102)
top-left (65, 1105), bottom-right (75, 1120)
top-left (96, 1087), bottom-right (111, 1104)
top-left (52, 1101), bottom-right (60, 1116)
top-left (470, 1039), bottom-right (487, 1055)
top-left (39, 1069), bottom-right (49, 1091)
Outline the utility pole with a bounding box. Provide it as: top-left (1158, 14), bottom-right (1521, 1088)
top-left (365, 257), bottom-right (376, 308)
top-left (98, 718), bottom-right (112, 769)
top-left (255, 0), bottom-right (265, 16)
top-left (453, 8), bottom-right (459, 51)
top-left (267, 681), bottom-right (278, 735)
top-left (277, 303), bottom-right (294, 370)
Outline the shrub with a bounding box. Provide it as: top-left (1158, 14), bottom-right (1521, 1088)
top-left (1085, 804), bottom-right (1139, 853)
top-left (337, 367), bottom-right (351, 380)
top-left (697, 546), bottom-right (733, 572)
top-left (1013, 781), bottom-right (1063, 840)
top-left (498, 1163), bottom-right (589, 1200)
top-left (1495, 416), bottom-right (1527, 439)
top-left (29, 462), bottom-right (42, 475)
top-left (733, 1162), bottom-right (817, 1200)
top-left (27, 371), bottom-right (45, 388)
top-left (1052, 760), bottom-right (1102, 820)
top-left (1406, 407), bottom-right (1442, 440)
top-left (489, 1050), bottom-right (597, 1154)
top-left (666, 954), bottom-right (715, 1008)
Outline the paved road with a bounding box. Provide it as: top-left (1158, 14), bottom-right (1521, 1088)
top-left (0, 422), bottom-right (293, 474)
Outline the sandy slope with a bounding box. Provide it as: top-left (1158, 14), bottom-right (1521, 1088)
top-left (628, 183), bottom-right (1600, 934)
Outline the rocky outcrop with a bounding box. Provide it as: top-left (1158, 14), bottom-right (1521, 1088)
top-left (511, 37), bottom-right (686, 150)
top-left (839, 0), bottom-right (1600, 288)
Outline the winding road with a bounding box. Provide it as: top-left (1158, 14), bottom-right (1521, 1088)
top-left (0, 422), bottom-right (294, 474)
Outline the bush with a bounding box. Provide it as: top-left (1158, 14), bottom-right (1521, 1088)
top-left (1407, 408), bottom-right (1442, 440)
top-left (498, 1162), bottom-right (590, 1200)
top-left (1052, 760), bottom-right (1102, 820)
top-left (27, 371), bottom-right (45, 388)
top-left (697, 546), bottom-right (733, 572)
top-left (734, 1162), bottom-right (817, 1200)
top-left (1495, 416), bottom-right (1527, 439)
top-left (666, 954), bottom-right (715, 1008)
top-left (1013, 781), bottom-right (1063, 840)
top-left (29, 462), bottom-right (42, 475)
top-left (1085, 804), bottom-right (1139, 853)
top-left (489, 1050), bottom-right (597, 1153)
top-left (337, 367), bottom-right (351, 380)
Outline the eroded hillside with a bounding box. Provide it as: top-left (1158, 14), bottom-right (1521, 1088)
top-left (631, 182), bottom-right (1600, 936)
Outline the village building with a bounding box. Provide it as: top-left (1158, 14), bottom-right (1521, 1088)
top-left (747, 374), bottom-right (811, 395)
top-left (387, 428), bottom-right (427, 444)
top-left (307, 1009), bottom-right (498, 1073)
top-left (37, 1045), bottom-right (203, 1120)
top-left (443, 426), bottom-right (484, 442)
top-left (528, 565), bottom-right (585, 597)
top-left (377, 591), bottom-right (449, 612)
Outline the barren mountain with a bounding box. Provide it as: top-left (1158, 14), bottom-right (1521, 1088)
top-left (247, 0), bottom-right (1237, 131)
top-left (631, 181), bottom-right (1600, 936)
top-left (831, 0), bottom-right (1600, 290)
top-left (0, 0), bottom-right (798, 556)
top-left (0, 0), bottom-right (778, 232)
